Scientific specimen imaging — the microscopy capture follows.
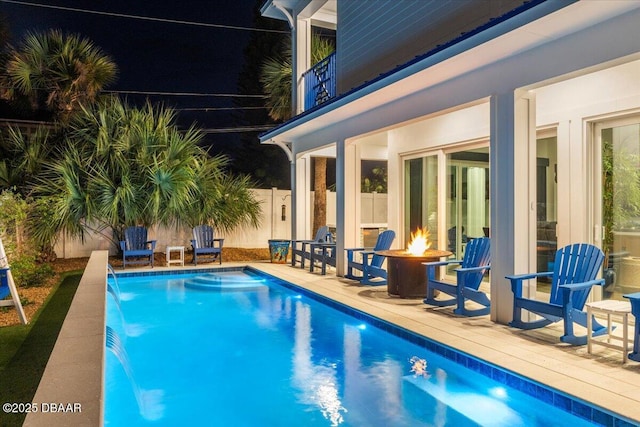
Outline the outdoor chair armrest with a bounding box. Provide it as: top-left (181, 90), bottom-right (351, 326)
top-left (507, 271), bottom-right (553, 297)
top-left (423, 259), bottom-right (462, 268)
top-left (456, 264), bottom-right (490, 274)
top-left (625, 292), bottom-right (640, 303)
top-left (505, 271), bottom-right (553, 298)
top-left (119, 241), bottom-right (126, 251)
top-left (505, 271), bottom-right (553, 281)
top-left (624, 292), bottom-right (640, 318)
top-left (345, 247), bottom-right (366, 253)
top-left (559, 279), bottom-right (605, 292)
top-left (312, 242), bottom-right (336, 248)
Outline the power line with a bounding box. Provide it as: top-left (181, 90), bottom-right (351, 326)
top-left (0, 0), bottom-right (289, 34)
top-left (105, 89), bottom-right (266, 98)
top-left (175, 107), bottom-right (267, 112)
top-left (0, 85), bottom-right (266, 99)
top-left (200, 125), bottom-right (274, 134)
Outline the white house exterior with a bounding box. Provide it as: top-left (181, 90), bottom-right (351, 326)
top-left (259, 0), bottom-right (640, 324)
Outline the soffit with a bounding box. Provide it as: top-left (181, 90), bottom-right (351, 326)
top-left (261, 0), bottom-right (336, 23)
top-left (260, 0), bottom-right (640, 144)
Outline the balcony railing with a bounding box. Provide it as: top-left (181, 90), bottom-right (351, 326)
top-left (302, 52), bottom-right (336, 111)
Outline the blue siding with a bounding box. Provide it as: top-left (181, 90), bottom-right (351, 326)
top-left (337, 0), bottom-right (527, 94)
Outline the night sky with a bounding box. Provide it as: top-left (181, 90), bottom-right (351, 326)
top-left (1, 0), bottom-right (275, 147)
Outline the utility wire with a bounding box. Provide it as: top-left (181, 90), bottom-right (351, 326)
top-left (200, 125), bottom-right (274, 134)
top-left (0, 0), bottom-right (289, 34)
top-left (105, 89), bottom-right (266, 98)
top-left (175, 107), bottom-right (267, 112)
top-left (0, 85), bottom-right (267, 99)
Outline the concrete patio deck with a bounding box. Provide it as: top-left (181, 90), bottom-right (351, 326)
top-left (24, 254), bottom-right (640, 426)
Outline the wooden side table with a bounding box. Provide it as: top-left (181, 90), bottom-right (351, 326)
top-left (586, 299), bottom-right (632, 363)
top-left (166, 246), bottom-right (185, 267)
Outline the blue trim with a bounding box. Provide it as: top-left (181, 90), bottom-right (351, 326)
top-left (109, 265), bottom-right (635, 426)
top-left (260, 0), bottom-right (578, 141)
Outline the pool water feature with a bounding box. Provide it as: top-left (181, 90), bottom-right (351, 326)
top-left (105, 268), bottom-right (627, 426)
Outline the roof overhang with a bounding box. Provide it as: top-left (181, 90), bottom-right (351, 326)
top-left (261, 0), bottom-right (336, 25)
top-left (260, 0), bottom-right (640, 146)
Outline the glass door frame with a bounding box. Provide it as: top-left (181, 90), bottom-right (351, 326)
top-left (446, 152), bottom-right (490, 258)
top-left (591, 113), bottom-right (640, 300)
top-left (401, 139), bottom-right (489, 278)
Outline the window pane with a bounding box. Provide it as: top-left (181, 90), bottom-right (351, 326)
top-left (446, 148), bottom-right (489, 261)
top-left (602, 123), bottom-right (640, 299)
top-left (536, 136), bottom-right (557, 288)
top-left (404, 156), bottom-right (438, 248)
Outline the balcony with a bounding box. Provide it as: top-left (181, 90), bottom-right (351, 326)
top-left (302, 52), bottom-right (336, 111)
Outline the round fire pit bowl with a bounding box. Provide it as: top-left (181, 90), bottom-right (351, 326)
top-left (376, 249), bottom-right (452, 298)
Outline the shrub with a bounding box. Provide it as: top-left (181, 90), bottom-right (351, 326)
top-left (9, 254), bottom-right (53, 288)
top-left (0, 190), bottom-right (54, 287)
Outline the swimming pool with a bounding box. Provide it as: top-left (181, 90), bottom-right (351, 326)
top-left (105, 268), bottom-right (625, 426)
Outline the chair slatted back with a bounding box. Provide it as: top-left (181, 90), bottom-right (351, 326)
top-left (371, 230), bottom-right (396, 268)
top-left (193, 225), bottom-right (215, 249)
top-left (124, 226), bottom-right (148, 251)
top-left (314, 226), bottom-right (332, 243)
top-left (460, 237), bottom-right (491, 290)
top-left (549, 243), bottom-right (604, 308)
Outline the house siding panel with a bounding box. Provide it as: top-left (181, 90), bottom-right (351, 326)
top-left (337, 0), bottom-right (526, 94)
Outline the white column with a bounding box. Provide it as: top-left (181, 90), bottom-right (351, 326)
top-left (336, 139), bottom-right (358, 275)
top-left (490, 91), bottom-right (534, 324)
top-left (295, 18), bottom-right (311, 115)
top-left (296, 155), bottom-right (310, 239)
top-left (290, 161), bottom-right (297, 240)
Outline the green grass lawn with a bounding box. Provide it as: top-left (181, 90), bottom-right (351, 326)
top-left (0, 272), bottom-right (82, 427)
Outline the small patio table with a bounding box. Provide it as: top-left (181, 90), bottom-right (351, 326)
top-left (586, 299), bottom-right (632, 364)
top-left (166, 246), bottom-right (185, 267)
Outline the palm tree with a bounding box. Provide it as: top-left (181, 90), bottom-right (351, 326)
top-left (260, 40), bottom-right (292, 122)
top-left (261, 33), bottom-right (335, 235)
top-left (0, 125), bottom-right (54, 192)
top-left (30, 97), bottom-right (261, 250)
top-left (1, 29), bottom-right (117, 120)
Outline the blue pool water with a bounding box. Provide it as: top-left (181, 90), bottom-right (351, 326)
top-left (105, 268), bottom-right (626, 426)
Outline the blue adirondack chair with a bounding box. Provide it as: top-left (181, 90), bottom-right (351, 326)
top-left (345, 230), bottom-right (396, 285)
top-left (423, 237), bottom-right (491, 316)
top-left (624, 292), bottom-right (640, 362)
top-left (0, 267), bottom-right (10, 300)
top-left (507, 243), bottom-right (606, 345)
top-left (291, 226), bottom-right (332, 269)
top-left (310, 240), bottom-right (337, 275)
top-left (191, 225), bottom-right (224, 265)
top-left (120, 226), bottom-right (156, 269)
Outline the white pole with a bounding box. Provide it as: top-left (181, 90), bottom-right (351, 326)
top-left (0, 237), bottom-right (28, 324)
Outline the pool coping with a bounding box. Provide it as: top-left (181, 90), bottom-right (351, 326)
top-left (24, 254), bottom-right (639, 426)
top-left (24, 250), bottom-right (108, 427)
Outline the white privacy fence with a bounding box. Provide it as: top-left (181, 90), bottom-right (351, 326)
top-left (54, 189), bottom-right (388, 258)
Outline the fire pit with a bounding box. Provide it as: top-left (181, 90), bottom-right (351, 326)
top-left (376, 228), bottom-right (452, 298)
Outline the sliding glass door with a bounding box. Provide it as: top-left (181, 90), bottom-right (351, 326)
top-left (536, 134), bottom-right (557, 288)
top-left (594, 117), bottom-right (640, 300)
top-left (446, 148), bottom-right (490, 259)
top-left (404, 145), bottom-right (489, 277)
top-left (405, 155), bottom-right (438, 247)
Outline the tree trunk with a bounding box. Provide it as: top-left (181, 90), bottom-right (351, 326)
top-left (313, 157), bottom-right (327, 236)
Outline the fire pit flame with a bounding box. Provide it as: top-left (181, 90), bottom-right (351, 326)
top-left (407, 227), bottom-right (431, 256)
